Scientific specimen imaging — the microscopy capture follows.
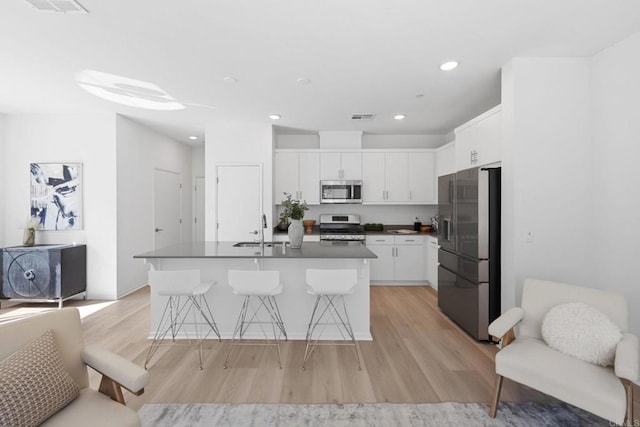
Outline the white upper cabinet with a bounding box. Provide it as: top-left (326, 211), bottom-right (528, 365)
top-left (298, 152), bottom-right (320, 203)
top-left (275, 151), bottom-right (298, 201)
top-left (362, 150), bottom-right (436, 204)
top-left (340, 152), bottom-right (362, 180)
top-left (455, 105), bottom-right (502, 171)
top-left (385, 152), bottom-right (408, 202)
top-left (408, 152), bottom-right (435, 202)
top-left (361, 152), bottom-right (386, 203)
top-left (436, 142), bottom-right (456, 177)
top-left (275, 151), bottom-right (320, 204)
top-left (319, 151), bottom-right (362, 180)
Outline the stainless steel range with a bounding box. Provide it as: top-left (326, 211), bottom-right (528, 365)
top-left (319, 214), bottom-right (365, 242)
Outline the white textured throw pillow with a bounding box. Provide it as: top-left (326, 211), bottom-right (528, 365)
top-left (541, 302), bottom-right (623, 367)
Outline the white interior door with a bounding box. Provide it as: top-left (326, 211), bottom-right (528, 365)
top-left (154, 169), bottom-right (181, 249)
top-left (194, 176), bottom-right (205, 241)
top-left (216, 164), bottom-right (262, 242)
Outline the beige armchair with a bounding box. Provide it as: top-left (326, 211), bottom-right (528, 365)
top-left (0, 308), bottom-right (149, 426)
top-left (488, 279), bottom-right (638, 425)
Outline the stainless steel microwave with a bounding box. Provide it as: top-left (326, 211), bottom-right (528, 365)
top-left (320, 180), bottom-right (362, 204)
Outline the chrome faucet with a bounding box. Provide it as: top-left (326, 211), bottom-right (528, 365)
top-left (250, 214), bottom-right (268, 244)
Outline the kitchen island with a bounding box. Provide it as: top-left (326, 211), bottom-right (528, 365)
top-left (134, 241), bottom-right (376, 340)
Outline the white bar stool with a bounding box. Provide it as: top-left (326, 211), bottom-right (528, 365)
top-left (224, 270), bottom-right (287, 369)
top-left (144, 269), bottom-right (221, 370)
top-left (303, 269), bottom-right (362, 370)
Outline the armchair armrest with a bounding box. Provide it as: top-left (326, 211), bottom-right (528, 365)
top-left (82, 344), bottom-right (149, 394)
top-left (488, 307), bottom-right (525, 340)
top-left (615, 333), bottom-right (639, 383)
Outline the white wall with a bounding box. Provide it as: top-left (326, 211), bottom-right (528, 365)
top-left (590, 33), bottom-right (640, 335)
top-left (501, 34), bottom-right (640, 336)
top-left (191, 145), bottom-right (205, 241)
top-left (501, 58), bottom-right (594, 311)
top-left (0, 114), bottom-right (5, 247)
top-left (276, 134), bottom-right (319, 149)
top-left (275, 133), bottom-right (448, 149)
top-left (362, 134), bottom-right (446, 149)
top-left (205, 122), bottom-right (274, 241)
top-left (3, 114), bottom-right (118, 299)
top-left (116, 116), bottom-right (193, 297)
top-left (192, 145), bottom-right (205, 177)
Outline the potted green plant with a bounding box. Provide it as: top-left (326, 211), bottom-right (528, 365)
top-left (280, 192), bottom-right (308, 248)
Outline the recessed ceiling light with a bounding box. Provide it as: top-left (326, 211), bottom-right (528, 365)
top-left (296, 77), bottom-right (311, 85)
top-left (223, 77), bottom-right (238, 84)
top-left (269, 114), bottom-right (281, 120)
top-left (394, 114), bottom-right (406, 120)
top-left (440, 61), bottom-right (459, 71)
top-left (189, 136), bottom-right (198, 140)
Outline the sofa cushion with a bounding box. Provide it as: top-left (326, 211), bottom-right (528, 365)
top-left (541, 302), bottom-right (622, 366)
top-left (0, 329), bottom-right (80, 427)
top-left (496, 337), bottom-right (626, 424)
top-left (41, 388), bottom-right (141, 427)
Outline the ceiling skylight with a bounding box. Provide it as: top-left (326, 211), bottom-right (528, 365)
top-left (75, 70), bottom-right (185, 110)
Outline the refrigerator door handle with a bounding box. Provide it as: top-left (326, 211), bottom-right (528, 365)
top-left (443, 217), bottom-right (452, 243)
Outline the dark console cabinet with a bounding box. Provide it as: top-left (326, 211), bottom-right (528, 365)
top-left (1, 244), bottom-right (86, 307)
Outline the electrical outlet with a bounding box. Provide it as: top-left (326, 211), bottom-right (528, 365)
top-left (525, 231), bottom-right (534, 243)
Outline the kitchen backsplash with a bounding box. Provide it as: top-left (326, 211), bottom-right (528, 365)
top-left (277, 204), bottom-right (438, 226)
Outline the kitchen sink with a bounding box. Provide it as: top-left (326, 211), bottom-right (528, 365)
top-left (233, 242), bottom-right (277, 247)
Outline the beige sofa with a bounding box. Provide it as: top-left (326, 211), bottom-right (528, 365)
top-left (488, 279), bottom-right (638, 425)
top-left (0, 308), bottom-right (149, 426)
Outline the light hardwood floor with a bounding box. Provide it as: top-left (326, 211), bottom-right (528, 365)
top-left (2, 286), bottom-right (638, 415)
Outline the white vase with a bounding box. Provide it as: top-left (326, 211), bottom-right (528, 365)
top-left (288, 219), bottom-right (304, 248)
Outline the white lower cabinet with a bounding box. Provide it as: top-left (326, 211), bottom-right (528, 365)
top-left (366, 235), bottom-right (425, 283)
top-left (425, 236), bottom-right (439, 289)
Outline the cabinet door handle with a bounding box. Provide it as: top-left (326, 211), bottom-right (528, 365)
top-left (405, 239), bottom-right (415, 242)
top-left (409, 190), bottom-right (412, 200)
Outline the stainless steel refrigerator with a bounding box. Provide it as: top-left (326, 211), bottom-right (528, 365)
top-left (437, 167), bottom-right (501, 341)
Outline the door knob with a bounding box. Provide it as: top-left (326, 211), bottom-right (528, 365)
top-left (155, 228), bottom-right (163, 232)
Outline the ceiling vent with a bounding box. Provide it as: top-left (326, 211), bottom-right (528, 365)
top-left (351, 114), bottom-right (375, 121)
top-left (24, 0), bottom-right (88, 14)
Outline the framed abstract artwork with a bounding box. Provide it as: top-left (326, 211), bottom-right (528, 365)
top-left (30, 163), bottom-right (83, 230)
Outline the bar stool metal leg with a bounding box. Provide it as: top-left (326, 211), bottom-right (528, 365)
top-left (224, 294), bottom-right (286, 369)
top-left (303, 294), bottom-right (362, 370)
top-left (145, 293), bottom-right (221, 370)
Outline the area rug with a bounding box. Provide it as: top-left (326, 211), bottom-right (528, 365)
top-left (139, 401), bottom-right (608, 426)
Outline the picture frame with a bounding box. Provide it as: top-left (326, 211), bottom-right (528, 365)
top-left (30, 163), bottom-right (83, 230)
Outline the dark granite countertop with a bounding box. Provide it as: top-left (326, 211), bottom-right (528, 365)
top-left (134, 241), bottom-right (377, 259)
top-left (273, 226), bottom-right (320, 236)
top-left (363, 224), bottom-right (438, 237)
top-left (273, 225), bottom-right (437, 238)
